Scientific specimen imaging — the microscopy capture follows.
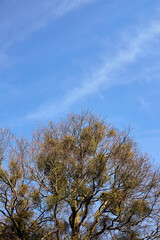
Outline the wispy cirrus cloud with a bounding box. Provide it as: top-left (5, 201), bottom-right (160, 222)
top-left (26, 20), bottom-right (160, 120)
top-left (0, 0), bottom-right (96, 55)
top-left (52, 0), bottom-right (97, 17)
top-left (139, 97), bottom-right (150, 111)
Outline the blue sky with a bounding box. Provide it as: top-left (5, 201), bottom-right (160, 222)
top-left (0, 0), bottom-right (160, 161)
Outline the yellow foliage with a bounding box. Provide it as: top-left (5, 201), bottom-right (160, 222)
top-left (107, 129), bottom-right (117, 137)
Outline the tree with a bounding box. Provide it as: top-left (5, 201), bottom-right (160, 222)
top-left (0, 132), bottom-right (48, 240)
top-left (31, 111), bottom-right (160, 240)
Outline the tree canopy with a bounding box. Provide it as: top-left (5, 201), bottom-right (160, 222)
top-left (0, 111), bottom-right (159, 239)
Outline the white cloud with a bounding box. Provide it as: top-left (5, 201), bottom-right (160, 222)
top-left (0, 0), bottom-right (96, 58)
top-left (52, 0), bottom-right (96, 16)
top-left (139, 97), bottom-right (150, 111)
top-left (26, 20), bottom-right (160, 120)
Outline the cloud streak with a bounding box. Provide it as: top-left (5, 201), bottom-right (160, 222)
top-left (26, 20), bottom-right (160, 120)
top-left (52, 0), bottom-right (96, 17)
top-left (0, 0), bottom-right (96, 55)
